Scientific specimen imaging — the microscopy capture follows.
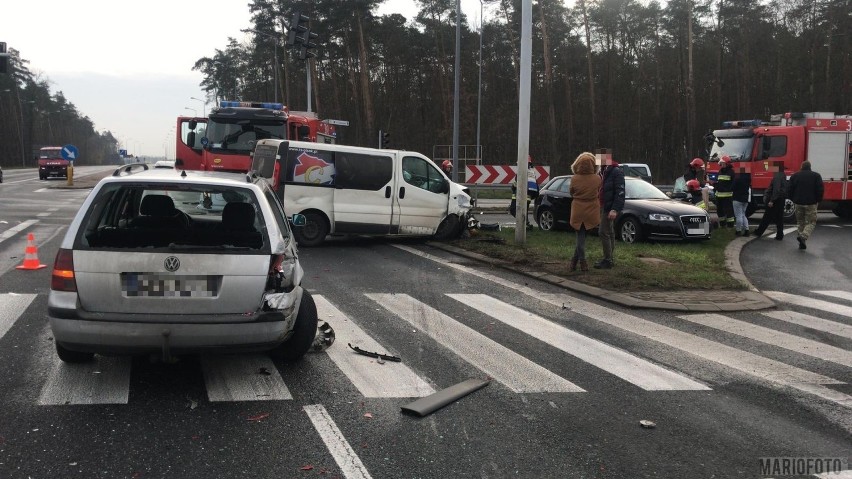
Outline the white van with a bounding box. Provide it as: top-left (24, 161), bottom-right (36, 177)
top-left (620, 163), bottom-right (653, 183)
top-left (251, 140), bottom-right (473, 246)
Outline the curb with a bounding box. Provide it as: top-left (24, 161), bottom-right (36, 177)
top-left (428, 238), bottom-right (776, 312)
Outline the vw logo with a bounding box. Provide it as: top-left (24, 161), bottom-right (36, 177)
top-left (164, 256), bottom-right (181, 272)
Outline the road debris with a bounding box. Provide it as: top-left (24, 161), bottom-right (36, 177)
top-left (311, 321), bottom-right (336, 352)
top-left (246, 412), bottom-right (271, 422)
top-left (401, 378), bottom-right (491, 417)
top-left (300, 464), bottom-right (314, 471)
top-left (363, 412), bottom-right (373, 419)
top-left (348, 343), bottom-right (401, 362)
top-left (639, 420), bottom-right (656, 429)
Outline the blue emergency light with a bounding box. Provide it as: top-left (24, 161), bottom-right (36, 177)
top-left (721, 119), bottom-right (762, 128)
top-left (219, 101), bottom-right (285, 110)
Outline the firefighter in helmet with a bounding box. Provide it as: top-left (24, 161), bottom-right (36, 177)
top-left (713, 155), bottom-right (735, 227)
top-left (685, 158), bottom-right (706, 185)
top-left (685, 179), bottom-right (706, 208)
top-left (441, 160), bottom-right (453, 175)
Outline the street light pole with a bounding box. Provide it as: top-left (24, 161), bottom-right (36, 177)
top-left (477, 0), bottom-right (483, 166)
top-left (452, 0), bottom-right (461, 183)
top-left (190, 96), bottom-right (206, 116)
top-left (184, 107), bottom-right (198, 116)
top-left (3, 88), bottom-right (25, 167)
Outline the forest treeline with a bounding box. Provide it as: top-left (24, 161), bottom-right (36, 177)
top-left (194, 0), bottom-right (849, 182)
top-left (0, 55), bottom-right (119, 169)
top-left (2, 0), bottom-right (847, 181)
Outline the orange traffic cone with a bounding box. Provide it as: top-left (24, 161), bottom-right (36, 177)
top-left (16, 233), bottom-right (47, 270)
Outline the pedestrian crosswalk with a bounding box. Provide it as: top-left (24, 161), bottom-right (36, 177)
top-left (0, 282), bottom-right (845, 412)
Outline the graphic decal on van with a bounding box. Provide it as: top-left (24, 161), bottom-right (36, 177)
top-left (293, 151), bottom-right (335, 185)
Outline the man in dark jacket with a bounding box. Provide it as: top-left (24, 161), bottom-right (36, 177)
top-left (787, 160), bottom-right (824, 250)
top-left (754, 161), bottom-right (788, 240)
top-left (594, 155), bottom-right (625, 269)
top-left (713, 156), bottom-right (735, 228)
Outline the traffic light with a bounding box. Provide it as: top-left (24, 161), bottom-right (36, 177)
top-left (287, 12), bottom-right (318, 60)
top-left (286, 13), bottom-right (306, 47)
top-left (379, 130), bottom-right (390, 149)
top-left (298, 28), bottom-right (318, 60)
top-left (0, 42), bottom-right (8, 75)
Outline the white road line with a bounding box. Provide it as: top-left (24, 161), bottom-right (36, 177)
top-left (303, 404), bottom-right (372, 479)
top-left (366, 293), bottom-right (584, 393)
top-left (679, 313), bottom-right (852, 368)
top-left (38, 356), bottom-right (131, 405)
top-left (0, 219), bottom-right (38, 245)
top-left (36, 212), bottom-right (51, 217)
top-left (765, 291), bottom-right (852, 318)
top-left (201, 355), bottom-right (292, 402)
top-left (450, 294), bottom-right (709, 391)
top-left (762, 310), bottom-right (852, 341)
top-left (315, 295), bottom-right (435, 398)
top-left (813, 290), bottom-right (852, 303)
top-left (0, 293), bottom-right (36, 341)
top-left (392, 244), bottom-right (852, 408)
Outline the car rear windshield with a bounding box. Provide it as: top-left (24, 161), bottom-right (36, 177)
top-left (74, 182), bottom-right (270, 252)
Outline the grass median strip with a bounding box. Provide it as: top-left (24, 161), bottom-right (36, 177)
top-left (448, 227), bottom-right (745, 291)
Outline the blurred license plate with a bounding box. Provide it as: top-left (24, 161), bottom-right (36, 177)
top-left (121, 273), bottom-right (219, 298)
top-left (687, 224), bottom-right (709, 235)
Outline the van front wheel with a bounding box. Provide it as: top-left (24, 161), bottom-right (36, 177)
top-left (434, 215), bottom-right (461, 240)
top-left (294, 212), bottom-right (328, 247)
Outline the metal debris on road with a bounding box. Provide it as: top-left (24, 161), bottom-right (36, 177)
top-left (310, 321), bottom-right (336, 352)
top-left (348, 343), bottom-right (401, 362)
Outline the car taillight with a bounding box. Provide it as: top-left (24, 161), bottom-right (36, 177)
top-left (266, 254), bottom-right (285, 290)
top-left (51, 248), bottom-right (76, 292)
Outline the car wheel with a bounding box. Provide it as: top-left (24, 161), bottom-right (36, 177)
top-left (56, 342), bottom-right (95, 363)
top-left (293, 212), bottom-right (329, 247)
top-left (537, 208), bottom-right (556, 231)
top-left (271, 290), bottom-right (319, 362)
top-left (833, 202), bottom-right (852, 219)
top-left (782, 199), bottom-right (796, 224)
top-left (434, 215), bottom-right (460, 240)
top-left (619, 217), bottom-right (642, 244)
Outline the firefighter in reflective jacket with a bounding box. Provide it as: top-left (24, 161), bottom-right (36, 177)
top-left (713, 156), bottom-right (735, 227)
top-left (510, 157), bottom-right (539, 218)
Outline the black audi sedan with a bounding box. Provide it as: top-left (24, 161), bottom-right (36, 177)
top-left (533, 175), bottom-right (711, 243)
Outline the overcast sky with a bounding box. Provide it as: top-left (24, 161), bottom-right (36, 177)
top-left (2, 0), bottom-right (486, 158)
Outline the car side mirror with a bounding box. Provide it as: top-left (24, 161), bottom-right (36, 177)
top-left (290, 214), bottom-right (306, 226)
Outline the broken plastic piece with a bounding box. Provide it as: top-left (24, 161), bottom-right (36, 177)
top-left (639, 420), bottom-right (656, 429)
top-left (310, 321), bottom-right (336, 352)
top-left (401, 378), bottom-right (491, 417)
top-left (348, 343), bottom-right (401, 362)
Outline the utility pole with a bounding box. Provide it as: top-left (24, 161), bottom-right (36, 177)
top-left (452, 0), bottom-right (461, 183)
top-left (515, 0), bottom-right (532, 244)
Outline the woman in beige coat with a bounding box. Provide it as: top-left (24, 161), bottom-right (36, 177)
top-left (569, 152), bottom-right (602, 271)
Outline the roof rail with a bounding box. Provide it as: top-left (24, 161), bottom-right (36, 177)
top-left (112, 163), bottom-right (150, 176)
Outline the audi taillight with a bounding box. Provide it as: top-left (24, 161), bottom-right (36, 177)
top-left (51, 248), bottom-right (76, 292)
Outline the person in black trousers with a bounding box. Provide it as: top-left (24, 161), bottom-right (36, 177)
top-left (754, 161), bottom-right (787, 240)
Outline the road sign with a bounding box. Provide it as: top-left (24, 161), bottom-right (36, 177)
top-left (61, 144), bottom-right (79, 162)
top-left (465, 165), bottom-right (550, 185)
top-left (119, 149), bottom-right (127, 157)
top-left (324, 119), bottom-right (350, 126)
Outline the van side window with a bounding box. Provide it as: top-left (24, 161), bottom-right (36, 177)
top-left (335, 153), bottom-right (393, 190)
top-left (403, 156), bottom-right (446, 193)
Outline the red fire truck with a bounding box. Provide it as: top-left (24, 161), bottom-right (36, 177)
top-left (37, 146), bottom-right (69, 180)
top-left (175, 101), bottom-right (338, 173)
top-left (704, 112), bottom-right (852, 219)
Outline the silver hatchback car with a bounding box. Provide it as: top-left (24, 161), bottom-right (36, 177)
top-left (48, 164), bottom-right (317, 363)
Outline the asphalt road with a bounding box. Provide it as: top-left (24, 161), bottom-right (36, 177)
top-left (0, 172), bottom-right (850, 478)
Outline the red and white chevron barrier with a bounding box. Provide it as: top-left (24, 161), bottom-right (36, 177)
top-left (464, 165), bottom-right (550, 185)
